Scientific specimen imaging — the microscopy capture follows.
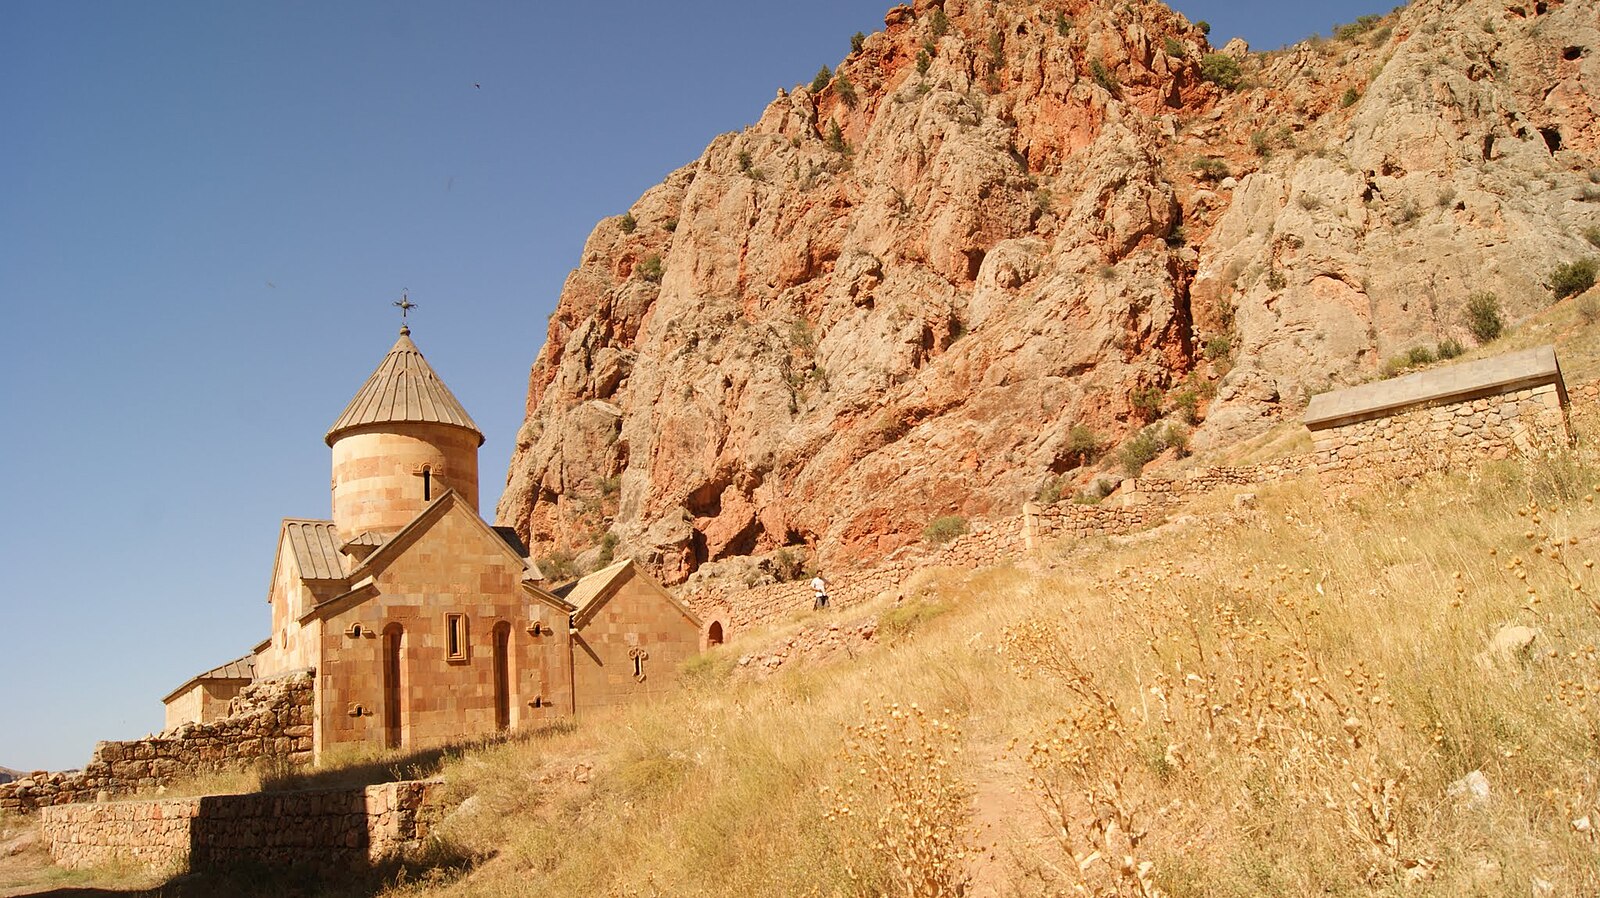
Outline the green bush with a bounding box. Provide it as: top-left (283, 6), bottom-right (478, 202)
top-left (618, 213), bottom-right (636, 234)
top-left (1341, 87), bottom-right (1361, 108)
top-left (922, 515), bottom-right (969, 546)
top-left (929, 7), bottom-right (949, 38)
top-left (1119, 427), bottom-right (1164, 476)
top-left (1173, 390), bottom-right (1200, 425)
top-left (1162, 422), bottom-right (1190, 459)
top-left (538, 550), bottom-right (577, 583)
top-left (1464, 291), bottom-right (1504, 343)
top-left (1334, 15), bottom-right (1382, 40)
top-left (771, 547), bottom-right (807, 582)
top-left (1550, 258), bottom-right (1597, 300)
top-left (1164, 36), bottom-right (1185, 58)
top-left (1405, 345), bottom-right (1436, 366)
top-left (1066, 424), bottom-right (1101, 463)
top-left (1204, 335), bottom-right (1233, 362)
top-left (1584, 226), bottom-right (1600, 248)
top-left (1089, 59), bottom-right (1121, 96)
top-left (825, 121), bottom-right (849, 154)
top-left (637, 254), bottom-right (664, 283)
top-left (1055, 13), bottom-right (1074, 36)
top-left (810, 65), bottom-right (833, 93)
top-left (988, 31), bottom-right (1005, 69)
top-left (1437, 338), bottom-right (1465, 360)
top-left (850, 31), bottom-right (866, 54)
top-left (1193, 156), bottom-right (1230, 181)
top-left (834, 72), bottom-right (858, 108)
top-left (916, 49), bottom-right (932, 76)
top-left (1195, 20), bottom-right (1211, 35)
top-left (1200, 53), bottom-right (1241, 90)
top-left (594, 532), bottom-right (619, 569)
top-left (1130, 386), bottom-right (1164, 421)
top-left (1035, 476), bottom-right (1068, 504)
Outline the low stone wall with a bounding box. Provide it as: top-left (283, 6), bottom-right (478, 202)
top-left (39, 779), bottom-right (445, 873)
top-left (1310, 383), bottom-right (1571, 479)
top-left (1, 673), bottom-right (314, 815)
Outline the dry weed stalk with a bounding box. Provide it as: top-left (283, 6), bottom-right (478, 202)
top-left (823, 701), bottom-right (972, 898)
top-left (1003, 550), bottom-right (1435, 889)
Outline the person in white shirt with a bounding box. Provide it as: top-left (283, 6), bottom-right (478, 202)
top-left (811, 574), bottom-right (830, 610)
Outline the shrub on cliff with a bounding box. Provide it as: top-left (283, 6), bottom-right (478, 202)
top-left (1550, 258), bottom-right (1597, 300)
top-left (810, 65), bottom-right (832, 93)
top-left (1465, 291), bottom-right (1504, 343)
top-left (922, 515), bottom-right (969, 546)
top-left (1119, 427), bottom-right (1163, 476)
top-left (1130, 386), bottom-right (1164, 422)
top-left (1200, 53), bottom-right (1241, 90)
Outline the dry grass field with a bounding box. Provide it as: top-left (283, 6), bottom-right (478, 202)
top-left (369, 409), bottom-right (1600, 897)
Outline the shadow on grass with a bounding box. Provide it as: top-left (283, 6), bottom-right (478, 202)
top-left (10, 845), bottom-right (485, 898)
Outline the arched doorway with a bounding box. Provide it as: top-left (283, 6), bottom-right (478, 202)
top-left (492, 622), bottom-right (511, 731)
top-left (706, 620), bottom-right (724, 647)
top-left (383, 623), bottom-right (405, 749)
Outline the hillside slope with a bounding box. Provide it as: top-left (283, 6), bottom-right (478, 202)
top-left (425, 429), bottom-right (1600, 897)
top-left (498, 0), bottom-right (1600, 582)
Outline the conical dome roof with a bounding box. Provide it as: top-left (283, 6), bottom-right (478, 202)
top-left (325, 328), bottom-right (484, 446)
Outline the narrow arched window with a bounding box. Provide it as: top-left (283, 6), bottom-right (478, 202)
top-left (422, 467), bottom-right (432, 501)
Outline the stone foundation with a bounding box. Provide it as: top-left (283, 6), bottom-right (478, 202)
top-left (39, 779), bottom-right (445, 873)
top-left (0, 673), bottom-right (313, 815)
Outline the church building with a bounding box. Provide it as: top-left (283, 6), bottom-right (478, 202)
top-left (162, 323), bottom-right (703, 759)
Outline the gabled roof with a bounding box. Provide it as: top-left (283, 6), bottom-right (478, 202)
top-left (283, 520), bottom-right (347, 581)
top-left (553, 558), bottom-right (633, 615)
top-left (325, 328), bottom-right (484, 446)
top-left (162, 654), bottom-right (256, 704)
top-left (299, 489), bottom-right (570, 622)
top-left (266, 519), bottom-right (349, 603)
top-left (558, 558), bottom-right (702, 629)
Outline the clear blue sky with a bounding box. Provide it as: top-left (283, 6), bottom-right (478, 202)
top-left (0, 1), bottom-right (1393, 770)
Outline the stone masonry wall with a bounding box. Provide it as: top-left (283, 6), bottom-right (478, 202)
top-left (39, 779), bottom-right (445, 873)
top-left (0, 674), bottom-right (313, 815)
top-left (1311, 383), bottom-right (1572, 479)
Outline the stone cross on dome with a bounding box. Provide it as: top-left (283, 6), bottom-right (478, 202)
top-left (393, 291), bottom-right (418, 334)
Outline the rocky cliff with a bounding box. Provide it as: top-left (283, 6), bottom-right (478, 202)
top-left (499, 0), bottom-right (1600, 583)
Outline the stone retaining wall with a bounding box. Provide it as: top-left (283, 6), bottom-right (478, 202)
top-left (39, 779), bottom-right (445, 873)
top-left (1310, 383), bottom-right (1571, 479)
top-left (1, 673), bottom-right (314, 815)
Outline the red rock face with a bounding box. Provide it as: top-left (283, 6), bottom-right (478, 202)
top-left (499, 0), bottom-right (1600, 583)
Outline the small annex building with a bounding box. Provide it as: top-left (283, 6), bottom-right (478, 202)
top-left (163, 325), bottom-right (702, 760)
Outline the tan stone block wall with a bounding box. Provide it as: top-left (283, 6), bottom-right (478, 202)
top-left (331, 424), bottom-right (480, 544)
top-left (164, 686), bottom-right (204, 731)
top-left (39, 779), bottom-right (446, 873)
top-left (572, 578), bottom-right (701, 717)
top-left (1, 675), bottom-right (313, 816)
top-left (316, 504), bottom-right (570, 756)
top-left (163, 681), bottom-right (249, 730)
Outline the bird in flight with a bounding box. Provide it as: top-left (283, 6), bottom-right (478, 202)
top-left (474, 82), bottom-right (481, 89)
